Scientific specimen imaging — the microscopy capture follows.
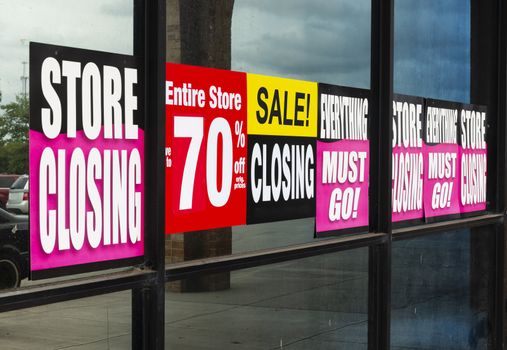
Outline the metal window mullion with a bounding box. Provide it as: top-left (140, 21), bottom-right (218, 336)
top-left (494, 0), bottom-right (507, 346)
top-left (132, 0), bottom-right (166, 349)
top-left (368, 0), bottom-right (394, 349)
top-left (165, 233), bottom-right (388, 281)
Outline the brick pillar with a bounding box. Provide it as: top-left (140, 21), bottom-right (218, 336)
top-left (166, 0), bottom-right (181, 63)
top-left (165, 0), bottom-right (235, 292)
top-left (166, 231), bottom-right (232, 292)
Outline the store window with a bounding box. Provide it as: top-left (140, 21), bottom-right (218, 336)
top-left (0, 0), bottom-right (133, 288)
top-left (165, 0), bottom-right (372, 262)
top-left (232, 0), bottom-right (371, 89)
top-left (0, 291), bottom-right (132, 348)
top-left (392, 228), bottom-right (495, 349)
top-left (393, 0), bottom-right (470, 103)
top-left (164, 3), bottom-right (372, 348)
top-left (391, 1), bottom-right (495, 349)
top-left (166, 248), bottom-right (369, 349)
top-left (0, 1), bottom-right (504, 349)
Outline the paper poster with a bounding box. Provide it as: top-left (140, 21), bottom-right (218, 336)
top-left (459, 105), bottom-right (487, 213)
top-left (247, 73), bottom-right (318, 137)
top-left (30, 42), bottom-right (144, 278)
top-left (392, 95), bottom-right (424, 222)
top-left (315, 84), bottom-right (369, 236)
top-left (163, 63), bottom-right (489, 234)
top-left (423, 100), bottom-right (460, 219)
top-left (246, 74), bottom-right (317, 224)
top-left (165, 63), bottom-right (247, 233)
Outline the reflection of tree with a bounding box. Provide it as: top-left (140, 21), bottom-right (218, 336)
top-left (0, 95), bottom-right (28, 174)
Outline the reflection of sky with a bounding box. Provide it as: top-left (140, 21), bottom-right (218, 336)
top-left (231, 0), bottom-right (371, 89)
top-left (394, 0), bottom-right (470, 103)
top-left (0, 1), bottom-right (469, 104)
top-left (0, 0), bottom-right (132, 105)
top-left (232, 0), bottom-right (470, 102)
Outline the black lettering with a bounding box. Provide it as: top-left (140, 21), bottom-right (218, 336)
top-left (269, 89), bottom-right (282, 125)
top-left (256, 87), bottom-right (269, 124)
top-left (294, 92), bottom-right (305, 126)
top-left (283, 91), bottom-right (292, 125)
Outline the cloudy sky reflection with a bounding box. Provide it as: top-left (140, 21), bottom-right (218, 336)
top-left (232, 0), bottom-right (371, 89)
top-left (394, 0), bottom-right (470, 102)
top-left (0, 0), bottom-right (132, 105)
top-left (0, 0), bottom-right (469, 105)
top-left (232, 0), bottom-right (470, 102)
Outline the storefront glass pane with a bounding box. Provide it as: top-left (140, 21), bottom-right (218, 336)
top-left (391, 3), bottom-right (494, 348)
top-left (165, 0), bottom-right (372, 264)
top-left (166, 248), bottom-right (369, 349)
top-left (0, 0), bottom-right (133, 290)
top-left (394, 0), bottom-right (470, 103)
top-left (0, 291), bottom-right (132, 348)
top-left (232, 0), bottom-right (371, 89)
top-left (391, 228), bottom-right (494, 349)
top-left (0, 0), bottom-right (133, 105)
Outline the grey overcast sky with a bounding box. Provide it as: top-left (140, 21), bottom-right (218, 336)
top-left (0, 0), bottom-right (132, 105)
top-left (394, 0), bottom-right (470, 103)
top-left (232, 0), bottom-right (470, 102)
top-left (0, 0), bottom-right (469, 105)
top-left (232, 0), bottom-right (371, 89)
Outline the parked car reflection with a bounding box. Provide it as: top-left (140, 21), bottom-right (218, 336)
top-left (6, 174), bottom-right (28, 214)
top-left (0, 174), bottom-right (20, 209)
top-left (0, 208), bottom-right (28, 290)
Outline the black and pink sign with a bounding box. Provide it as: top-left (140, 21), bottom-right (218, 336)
top-left (459, 105), bottom-right (487, 213)
top-left (29, 43), bottom-right (144, 278)
top-left (423, 100), bottom-right (460, 219)
top-left (315, 84), bottom-right (370, 236)
top-left (392, 95), bottom-right (424, 222)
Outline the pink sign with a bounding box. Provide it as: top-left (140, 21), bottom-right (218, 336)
top-left (423, 143), bottom-right (460, 218)
top-left (29, 43), bottom-right (144, 277)
top-left (391, 97), bottom-right (424, 222)
top-left (459, 108), bottom-right (487, 213)
top-left (315, 140), bottom-right (369, 233)
top-left (392, 146), bottom-right (423, 222)
top-left (30, 130), bottom-right (144, 271)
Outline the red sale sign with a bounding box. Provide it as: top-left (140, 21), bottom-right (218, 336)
top-left (165, 63), bottom-right (247, 233)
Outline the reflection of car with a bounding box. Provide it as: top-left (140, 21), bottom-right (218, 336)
top-left (6, 175), bottom-right (29, 214)
top-left (0, 208), bottom-right (28, 289)
top-left (0, 174), bottom-right (20, 209)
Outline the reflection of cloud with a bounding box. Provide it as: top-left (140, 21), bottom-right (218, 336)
top-left (0, 0), bottom-right (132, 105)
top-left (394, 0), bottom-right (470, 102)
top-left (236, 0), bottom-right (367, 23)
top-left (101, 0), bottom-right (133, 17)
top-left (1, 1), bottom-right (470, 105)
top-left (233, 0), bottom-right (470, 102)
top-left (232, 0), bottom-right (371, 89)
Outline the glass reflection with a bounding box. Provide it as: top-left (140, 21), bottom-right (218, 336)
top-left (166, 249), bottom-right (369, 349)
top-left (0, 0), bottom-right (133, 290)
top-left (391, 228), bottom-right (493, 349)
top-left (394, 0), bottom-right (470, 103)
top-left (232, 0), bottom-right (371, 88)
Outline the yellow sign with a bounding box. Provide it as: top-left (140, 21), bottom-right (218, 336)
top-left (247, 73), bottom-right (318, 137)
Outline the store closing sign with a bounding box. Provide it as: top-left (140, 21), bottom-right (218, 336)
top-left (315, 85), bottom-right (369, 236)
top-left (164, 63), bottom-right (488, 233)
top-left (165, 63), bottom-right (247, 233)
top-left (392, 95), bottom-right (424, 222)
top-left (246, 74), bottom-right (317, 224)
top-left (459, 105), bottom-right (487, 213)
top-left (30, 43), bottom-right (144, 278)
